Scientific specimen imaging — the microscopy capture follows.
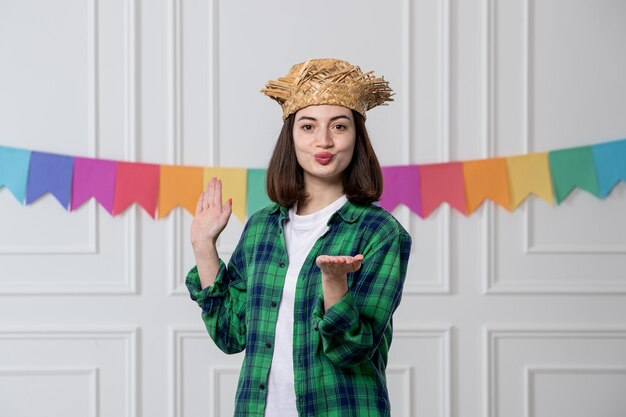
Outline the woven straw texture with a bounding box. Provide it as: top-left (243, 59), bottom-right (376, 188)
top-left (261, 58), bottom-right (394, 120)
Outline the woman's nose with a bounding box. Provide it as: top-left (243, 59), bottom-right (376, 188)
top-left (316, 129), bottom-right (333, 148)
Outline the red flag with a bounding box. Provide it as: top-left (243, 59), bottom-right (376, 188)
top-left (420, 162), bottom-right (467, 217)
top-left (113, 162), bottom-right (160, 218)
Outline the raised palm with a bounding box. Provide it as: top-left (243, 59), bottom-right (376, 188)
top-left (190, 177), bottom-right (232, 248)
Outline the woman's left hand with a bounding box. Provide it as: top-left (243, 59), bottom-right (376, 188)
top-left (316, 254), bottom-right (364, 279)
top-left (316, 254), bottom-right (363, 311)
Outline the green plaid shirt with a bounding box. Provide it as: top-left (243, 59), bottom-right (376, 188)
top-left (186, 200), bottom-right (411, 417)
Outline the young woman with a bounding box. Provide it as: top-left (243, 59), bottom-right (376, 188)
top-left (186, 58), bottom-right (412, 417)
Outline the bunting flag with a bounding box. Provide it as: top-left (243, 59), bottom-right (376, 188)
top-left (113, 162), bottom-right (160, 218)
top-left (591, 138), bottom-right (626, 198)
top-left (25, 151), bottom-right (74, 209)
top-left (462, 157), bottom-right (511, 213)
top-left (1, 137), bottom-right (625, 220)
top-left (0, 146), bottom-right (31, 203)
top-left (246, 168), bottom-right (271, 216)
top-left (71, 157), bottom-right (117, 214)
top-left (380, 166), bottom-right (422, 215)
top-left (549, 145), bottom-right (601, 204)
top-left (506, 152), bottom-right (554, 208)
top-left (420, 162), bottom-right (467, 217)
top-left (204, 167), bottom-right (247, 222)
top-left (158, 165), bottom-right (204, 219)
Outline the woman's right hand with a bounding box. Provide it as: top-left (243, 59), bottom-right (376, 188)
top-left (190, 177), bottom-right (233, 252)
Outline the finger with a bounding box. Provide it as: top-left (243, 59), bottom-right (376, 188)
top-left (195, 192), bottom-right (204, 214)
top-left (215, 179), bottom-right (223, 211)
top-left (220, 198), bottom-right (233, 223)
top-left (351, 259), bottom-right (362, 272)
top-left (207, 177), bottom-right (216, 207)
top-left (202, 186), bottom-right (210, 210)
top-left (316, 255), bottom-right (329, 266)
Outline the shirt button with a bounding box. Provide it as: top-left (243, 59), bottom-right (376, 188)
top-left (279, 262), bottom-right (285, 268)
top-left (259, 383), bottom-right (265, 390)
top-left (271, 301), bottom-right (277, 307)
top-left (266, 342), bottom-right (272, 348)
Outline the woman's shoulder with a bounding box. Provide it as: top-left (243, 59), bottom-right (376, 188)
top-left (346, 202), bottom-right (411, 242)
top-left (244, 202), bottom-right (284, 227)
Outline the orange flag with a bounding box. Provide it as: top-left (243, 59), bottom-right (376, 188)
top-left (158, 165), bottom-right (204, 219)
top-left (462, 157), bottom-right (511, 214)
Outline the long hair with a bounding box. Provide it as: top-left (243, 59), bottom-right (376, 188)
top-left (266, 110), bottom-right (383, 207)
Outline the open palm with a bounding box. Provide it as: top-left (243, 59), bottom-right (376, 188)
top-left (190, 177), bottom-right (232, 247)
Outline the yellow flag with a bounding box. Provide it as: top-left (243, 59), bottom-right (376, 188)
top-left (158, 165), bottom-right (204, 219)
top-left (203, 167), bottom-right (247, 222)
top-left (506, 152), bottom-right (555, 208)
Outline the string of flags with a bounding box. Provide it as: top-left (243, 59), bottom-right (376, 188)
top-left (1, 137), bottom-right (625, 220)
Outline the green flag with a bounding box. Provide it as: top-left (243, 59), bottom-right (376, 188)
top-left (246, 168), bottom-right (271, 216)
top-left (548, 146), bottom-right (600, 204)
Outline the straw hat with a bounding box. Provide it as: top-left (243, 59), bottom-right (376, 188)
top-left (261, 58), bottom-right (394, 120)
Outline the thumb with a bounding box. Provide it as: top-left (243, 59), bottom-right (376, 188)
top-left (352, 254), bottom-right (364, 271)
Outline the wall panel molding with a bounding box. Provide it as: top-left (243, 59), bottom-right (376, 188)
top-left (524, 365), bottom-right (626, 417)
top-left (482, 0), bottom-right (626, 295)
top-left (0, 0), bottom-right (98, 255)
top-left (405, 0), bottom-right (452, 295)
top-left (167, 0), bottom-right (220, 295)
top-left (394, 326), bottom-right (452, 417)
top-left (0, 0), bottom-right (138, 295)
top-left (0, 368), bottom-right (98, 417)
top-left (0, 327), bottom-right (138, 417)
top-left (483, 325), bottom-right (626, 417)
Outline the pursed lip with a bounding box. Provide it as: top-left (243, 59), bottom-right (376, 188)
top-left (314, 152), bottom-right (334, 165)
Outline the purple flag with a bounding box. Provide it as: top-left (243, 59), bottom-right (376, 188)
top-left (26, 151), bottom-right (74, 209)
top-left (380, 165), bottom-right (422, 216)
top-left (71, 157), bottom-right (117, 214)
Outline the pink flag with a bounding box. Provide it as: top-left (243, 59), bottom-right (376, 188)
top-left (380, 166), bottom-right (423, 217)
top-left (420, 162), bottom-right (467, 217)
top-left (71, 157), bottom-right (117, 214)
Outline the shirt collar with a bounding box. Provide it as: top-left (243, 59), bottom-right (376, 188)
top-left (269, 199), bottom-right (367, 225)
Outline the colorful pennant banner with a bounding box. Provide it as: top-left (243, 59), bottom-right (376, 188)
top-left (1, 138), bottom-right (625, 220)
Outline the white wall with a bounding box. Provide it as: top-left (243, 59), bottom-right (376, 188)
top-left (1, 0), bottom-right (625, 416)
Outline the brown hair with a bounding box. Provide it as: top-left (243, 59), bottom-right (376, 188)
top-left (266, 110), bottom-right (383, 207)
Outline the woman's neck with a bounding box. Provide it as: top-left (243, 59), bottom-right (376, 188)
top-left (297, 175), bottom-right (344, 215)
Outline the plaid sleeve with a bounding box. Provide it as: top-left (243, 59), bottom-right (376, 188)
top-left (185, 239), bottom-right (248, 354)
top-left (313, 226), bottom-right (411, 367)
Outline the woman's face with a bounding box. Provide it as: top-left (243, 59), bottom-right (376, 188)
top-left (292, 104), bottom-right (356, 186)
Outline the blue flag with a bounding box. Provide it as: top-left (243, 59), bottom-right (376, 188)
top-left (26, 151), bottom-right (74, 209)
top-left (0, 146), bottom-right (31, 203)
top-left (591, 138), bottom-right (626, 198)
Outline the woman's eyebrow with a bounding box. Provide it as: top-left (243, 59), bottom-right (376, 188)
top-left (296, 115), bottom-right (352, 122)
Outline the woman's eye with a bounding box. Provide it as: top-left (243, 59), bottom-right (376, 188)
top-left (302, 124), bottom-right (313, 131)
top-left (333, 124), bottom-right (346, 130)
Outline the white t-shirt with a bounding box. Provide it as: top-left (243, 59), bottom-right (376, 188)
top-left (264, 194), bottom-right (349, 417)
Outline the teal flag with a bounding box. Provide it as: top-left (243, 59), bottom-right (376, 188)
top-left (592, 138), bottom-right (626, 198)
top-left (548, 145), bottom-right (600, 204)
top-left (0, 145), bottom-right (31, 203)
top-left (246, 168), bottom-right (271, 216)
